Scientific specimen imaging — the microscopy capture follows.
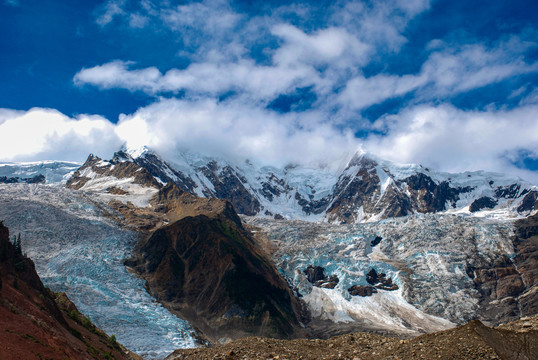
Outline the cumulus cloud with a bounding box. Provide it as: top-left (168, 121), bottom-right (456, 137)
top-left (0, 108), bottom-right (122, 162)
top-left (271, 24), bottom-right (370, 68)
top-left (364, 104), bottom-right (538, 183)
top-left (2, 99), bottom-right (537, 184)
top-left (73, 24), bottom-right (371, 100)
top-left (74, 61), bottom-right (162, 93)
top-left (74, 59), bottom-right (319, 99)
top-left (338, 73), bottom-right (426, 110)
top-left (115, 97), bottom-right (359, 169)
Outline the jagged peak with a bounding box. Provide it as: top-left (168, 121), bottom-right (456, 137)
top-left (122, 144), bottom-right (152, 159)
top-left (84, 153), bottom-right (102, 163)
top-left (111, 149), bottom-right (134, 164)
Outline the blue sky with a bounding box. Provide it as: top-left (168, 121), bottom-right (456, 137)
top-left (1, 0), bottom-right (538, 182)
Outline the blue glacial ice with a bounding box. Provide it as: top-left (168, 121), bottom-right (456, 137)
top-left (0, 185), bottom-right (197, 360)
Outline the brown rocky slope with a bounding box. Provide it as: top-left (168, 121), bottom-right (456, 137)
top-left (0, 222), bottom-right (141, 360)
top-left (166, 314), bottom-right (538, 360)
top-left (125, 187), bottom-right (306, 344)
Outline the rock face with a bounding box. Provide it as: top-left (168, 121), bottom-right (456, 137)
top-left (125, 197), bottom-right (304, 343)
top-left (68, 146), bottom-right (537, 224)
top-left (347, 285), bottom-right (377, 297)
top-left (471, 212), bottom-right (538, 323)
top-left (304, 265), bottom-right (340, 289)
top-left (66, 153), bottom-right (161, 190)
top-left (0, 222), bottom-right (138, 360)
top-left (469, 196), bottom-right (498, 212)
top-left (365, 268), bottom-right (399, 291)
top-left (0, 174), bottom-right (45, 184)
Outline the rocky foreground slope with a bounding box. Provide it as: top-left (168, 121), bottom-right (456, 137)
top-left (165, 315), bottom-right (538, 360)
top-left (0, 222), bottom-right (140, 360)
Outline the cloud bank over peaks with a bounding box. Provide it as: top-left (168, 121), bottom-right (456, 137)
top-left (364, 103), bottom-right (538, 183)
top-left (115, 97), bottom-right (360, 170)
top-left (1, 98), bottom-right (537, 184)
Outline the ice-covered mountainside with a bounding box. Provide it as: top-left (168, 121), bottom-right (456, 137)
top-left (244, 213), bottom-right (535, 334)
top-left (84, 145), bottom-right (537, 223)
top-left (0, 160), bottom-right (80, 184)
top-left (0, 184), bottom-right (196, 360)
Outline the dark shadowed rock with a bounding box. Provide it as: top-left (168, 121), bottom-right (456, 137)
top-left (304, 266), bottom-right (340, 289)
top-left (469, 196), bottom-right (498, 212)
top-left (517, 190), bottom-right (538, 213)
top-left (472, 212), bottom-right (538, 325)
top-left (370, 236), bottom-right (382, 247)
top-left (304, 265), bottom-right (326, 283)
top-left (348, 285), bottom-right (378, 297)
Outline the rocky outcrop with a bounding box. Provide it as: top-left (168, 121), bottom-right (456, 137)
top-left (196, 162), bottom-right (261, 216)
top-left (469, 196), bottom-right (498, 212)
top-left (66, 153), bottom-right (161, 190)
top-left (125, 200), bottom-right (305, 343)
top-left (0, 222), bottom-right (138, 360)
top-left (348, 285), bottom-right (377, 297)
top-left (366, 268), bottom-right (399, 291)
top-left (0, 174), bottom-right (45, 184)
top-left (304, 266), bottom-right (339, 289)
top-left (517, 190), bottom-right (538, 212)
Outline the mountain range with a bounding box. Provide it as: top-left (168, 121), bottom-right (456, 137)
top-left (66, 145), bottom-right (537, 223)
top-left (0, 145), bottom-right (537, 358)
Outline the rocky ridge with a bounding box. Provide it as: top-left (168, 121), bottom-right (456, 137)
top-left (124, 187), bottom-right (306, 344)
top-left (67, 146), bottom-right (538, 224)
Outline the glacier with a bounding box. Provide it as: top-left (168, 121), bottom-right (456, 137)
top-left (0, 160), bottom-right (80, 183)
top-left (245, 212), bottom-right (516, 334)
top-left (0, 184), bottom-right (197, 360)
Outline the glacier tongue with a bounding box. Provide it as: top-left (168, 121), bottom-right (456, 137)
top-left (0, 184), bottom-right (196, 360)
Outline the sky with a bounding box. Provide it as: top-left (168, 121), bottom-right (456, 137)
top-left (1, 0), bottom-right (538, 183)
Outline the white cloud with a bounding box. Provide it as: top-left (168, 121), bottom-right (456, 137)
top-left (115, 97), bottom-right (359, 169)
top-left (364, 104), bottom-right (538, 184)
top-left (95, 0), bottom-right (126, 27)
top-left (420, 42), bottom-right (538, 96)
top-left (271, 24), bottom-right (370, 68)
top-left (337, 40), bottom-right (538, 110)
top-left (330, 0), bottom-right (431, 52)
top-left (161, 0), bottom-right (242, 34)
top-left (338, 73), bottom-right (426, 110)
top-left (74, 60), bottom-right (162, 93)
top-left (0, 108), bottom-right (122, 162)
top-left (129, 13), bottom-right (149, 29)
top-left (74, 59), bottom-right (319, 100)
top-left (1, 100), bottom-right (537, 184)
